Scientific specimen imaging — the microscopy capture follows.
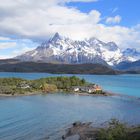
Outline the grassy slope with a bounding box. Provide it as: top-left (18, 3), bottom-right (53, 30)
top-left (0, 61), bottom-right (119, 74)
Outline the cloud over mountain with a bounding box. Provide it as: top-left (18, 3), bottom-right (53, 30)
top-left (0, 0), bottom-right (140, 58)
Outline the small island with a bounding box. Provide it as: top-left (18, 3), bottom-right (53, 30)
top-left (0, 76), bottom-right (108, 96)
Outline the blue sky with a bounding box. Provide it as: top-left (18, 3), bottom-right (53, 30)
top-left (0, 0), bottom-right (140, 58)
top-left (67, 0), bottom-right (140, 27)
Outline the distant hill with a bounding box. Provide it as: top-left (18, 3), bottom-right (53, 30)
top-left (116, 60), bottom-right (140, 71)
top-left (0, 59), bottom-right (140, 74)
top-left (0, 59), bottom-right (20, 65)
top-left (0, 60), bottom-right (119, 75)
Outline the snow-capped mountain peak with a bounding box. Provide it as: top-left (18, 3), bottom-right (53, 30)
top-left (50, 32), bottom-right (63, 42)
top-left (122, 48), bottom-right (140, 61)
top-left (15, 33), bottom-right (138, 66)
top-left (123, 48), bottom-right (140, 56)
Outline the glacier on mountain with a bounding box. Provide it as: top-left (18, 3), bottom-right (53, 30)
top-left (16, 33), bottom-right (139, 66)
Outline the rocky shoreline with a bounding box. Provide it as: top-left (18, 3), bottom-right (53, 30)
top-left (0, 90), bottom-right (114, 97)
top-left (74, 91), bottom-right (114, 96)
top-left (62, 121), bottom-right (140, 140)
top-left (62, 122), bottom-right (99, 140)
top-left (0, 91), bottom-right (40, 97)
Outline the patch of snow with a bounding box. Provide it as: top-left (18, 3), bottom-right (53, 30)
top-left (16, 33), bottom-right (138, 66)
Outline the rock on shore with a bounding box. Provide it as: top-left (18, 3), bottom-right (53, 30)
top-left (62, 120), bottom-right (140, 140)
top-left (62, 122), bottom-right (99, 140)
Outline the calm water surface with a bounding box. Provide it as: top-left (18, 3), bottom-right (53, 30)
top-left (1, 94), bottom-right (140, 140)
top-left (0, 73), bottom-right (140, 140)
top-left (0, 72), bottom-right (140, 97)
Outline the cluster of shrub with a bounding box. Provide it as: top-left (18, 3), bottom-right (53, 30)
top-left (0, 76), bottom-right (87, 95)
top-left (0, 78), bottom-right (29, 95)
top-left (97, 119), bottom-right (140, 140)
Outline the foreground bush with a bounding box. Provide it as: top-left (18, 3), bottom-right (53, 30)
top-left (97, 119), bottom-right (140, 140)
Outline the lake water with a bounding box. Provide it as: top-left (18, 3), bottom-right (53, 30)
top-left (0, 72), bottom-right (140, 97)
top-left (0, 73), bottom-right (140, 140)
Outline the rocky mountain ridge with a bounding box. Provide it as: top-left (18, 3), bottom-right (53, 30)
top-left (16, 33), bottom-right (140, 66)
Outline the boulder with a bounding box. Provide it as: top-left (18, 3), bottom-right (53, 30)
top-left (65, 134), bottom-right (80, 140)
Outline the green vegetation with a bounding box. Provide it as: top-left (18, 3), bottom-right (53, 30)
top-left (64, 119), bottom-right (140, 140)
top-left (32, 76), bottom-right (87, 91)
top-left (0, 76), bottom-right (88, 95)
top-left (97, 119), bottom-right (140, 140)
top-left (0, 78), bottom-right (29, 95)
top-left (42, 83), bottom-right (58, 93)
top-left (0, 61), bottom-right (118, 75)
top-left (94, 90), bottom-right (104, 94)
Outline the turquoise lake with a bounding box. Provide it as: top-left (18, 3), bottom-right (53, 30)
top-left (0, 72), bottom-right (140, 97)
top-left (0, 73), bottom-right (140, 139)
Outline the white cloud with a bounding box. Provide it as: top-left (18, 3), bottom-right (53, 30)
top-left (12, 47), bottom-right (35, 56)
top-left (0, 42), bottom-right (16, 49)
top-left (0, 54), bottom-right (11, 59)
top-left (10, 39), bottom-right (38, 56)
top-left (0, 1), bottom-right (102, 41)
top-left (0, 0), bottom-right (140, 58)
top-left (0, 37), bottom-right (38, 58)
top-left (106, 15), bottom-right (122, 24)
top-left (0, 36), bottom-right (11, 41)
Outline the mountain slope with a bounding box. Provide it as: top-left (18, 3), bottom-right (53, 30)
top-left (122, 48), bottom-right (140, 60)
top-left (0, 60), bottom-right (119, 74)
top-left (16, 33), bottom-right (134, 66)
top-left (116, 60), bottom-right (140, 71)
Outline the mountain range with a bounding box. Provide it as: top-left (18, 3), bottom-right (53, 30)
top-left (0, 33), bottom-right (139, 74)
top-left (16, 33), bottom-right (140, 66)
top-left (115, 60), bottom-right (140, 71)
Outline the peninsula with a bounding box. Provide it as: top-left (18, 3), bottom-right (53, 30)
top-left (0, 76), bottom-right (106, 96)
